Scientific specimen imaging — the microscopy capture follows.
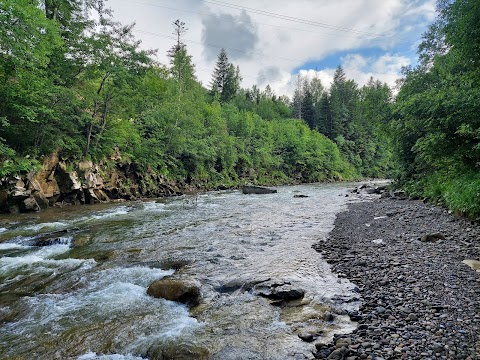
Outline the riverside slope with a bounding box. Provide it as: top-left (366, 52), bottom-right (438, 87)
top-left (314, 195), bottom-right (480, 359)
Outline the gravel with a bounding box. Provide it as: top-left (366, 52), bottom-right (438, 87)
top-left (313, 194), bottom-right (480, 359)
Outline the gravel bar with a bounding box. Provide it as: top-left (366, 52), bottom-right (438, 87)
top-left (313, 196), bottom-right (480, 360)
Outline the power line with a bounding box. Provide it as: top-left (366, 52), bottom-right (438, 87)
top-left (204, 0), bottom-right (392, 38)
top-left (135, 29), bottom-right (306, 65)
top-left (120, 0), bottom-right (396, 41)
top-left (135, 30), bottom-right (259, 80)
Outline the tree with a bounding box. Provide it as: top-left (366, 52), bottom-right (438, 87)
top-left (80, 16), bottom-right (154, 157)
top-left (329, 65), bottom-right (359, 141)
top-left (392, 0), bottom-right (480, 217)
top-left (167, 20), bottom-right (195, 86)
top-left (317, 93), bottom-right (333, 139)
top-left (0, 0), bottom-right (64, 157)
top-left (210, 49), bottom-right (240, 102)
top-left (301, 87), bottom-right (315, 129)
top-left (291, 74), bottom-right (303, 119)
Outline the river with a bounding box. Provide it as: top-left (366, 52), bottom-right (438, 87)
top-left (0, 183), bottom-right (363, 360)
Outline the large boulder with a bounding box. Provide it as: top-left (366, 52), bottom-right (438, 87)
top-left (147, 278), bottom-right (201, 306)
top-left (29, 152), bottom-right (61, 198)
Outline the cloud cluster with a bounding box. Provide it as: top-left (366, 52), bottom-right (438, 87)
top-left (201, 10), bottom-right (258, 61)
top-left (106, 0), bottom-right (437, 97)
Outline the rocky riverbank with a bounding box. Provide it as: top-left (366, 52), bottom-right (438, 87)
top-left (0, 152), bottom-right (182, 213)
top-left (313, 194), bottom-right (480, 359)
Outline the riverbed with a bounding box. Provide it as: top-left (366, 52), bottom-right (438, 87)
top-left (314, 196), bottom-right (480, 359)
top-left (0, 183), bottom-right (364, 360)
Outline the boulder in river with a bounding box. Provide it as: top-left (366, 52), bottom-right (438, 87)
top-left (242, 185), bottom-right (277, 194)
top-left (147, 278), bottom-right (201, 306)
top-left (146, 341), bottom-right (210, 360)
top-left (254, 280), bottom-right (305, 301)
top-left (158, 257), bottom-right (193, 270)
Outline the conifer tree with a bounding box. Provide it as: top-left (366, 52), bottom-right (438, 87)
top-left (210, 49), bottom-right (240, 102)
top-left (301, 87), bottom-right (315, 129)
top-left (167, 19), bottom-right (195, 87)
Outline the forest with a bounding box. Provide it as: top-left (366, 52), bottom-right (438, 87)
top-left (0, 0), bottom-right (478, 217)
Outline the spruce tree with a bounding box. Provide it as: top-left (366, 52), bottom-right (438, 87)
top-left (317, 93), bottom-right (333, 138)
top-left (210, 49), bottom-right (240, 102)
top-left (301, 88), bottom-right (315, 129)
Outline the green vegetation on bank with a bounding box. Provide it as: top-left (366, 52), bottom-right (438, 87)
top-left (0, 0), bottom-right (478, 217)
top-left (0, 0), bottom-right (389, 189)
top-left (393, 0), bottom-right (480, 217)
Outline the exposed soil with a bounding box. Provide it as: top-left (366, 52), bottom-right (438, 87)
top-left (313, 194), bottom-right (480, 359)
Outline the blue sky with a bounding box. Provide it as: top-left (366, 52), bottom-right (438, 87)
top-left (108, 0), bottom-right (437, 96)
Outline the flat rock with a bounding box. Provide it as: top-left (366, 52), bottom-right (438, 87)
top-left (420, 232), bottom-right (446, 242)
top-left (254, 281), bottom-right (305, 301)
top-left (241, 185), bottom-right (277, 194)
top-left (462, 259), bottom-right (480, 271)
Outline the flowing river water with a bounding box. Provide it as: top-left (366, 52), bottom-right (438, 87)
top-left (0, 183), bottom-right (365, 360)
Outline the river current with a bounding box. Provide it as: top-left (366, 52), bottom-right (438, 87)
top-left (0, 183), bottom-right (363, 360)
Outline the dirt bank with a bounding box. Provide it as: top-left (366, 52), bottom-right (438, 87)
top-left (313, 195), bottom-right (480, 359)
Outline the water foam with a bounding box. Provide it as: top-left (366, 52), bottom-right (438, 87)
top-left (0, 238), bottom-right (95, 272)
top-left (90, 206), bottom-right (130, 220)
top-left (141, 201), bottom-right (166, 213)
top-left (22, 266), bottom-right (178, 331)
top-left (0, 242), bottom-right (28, 250)
top-left (23, 221), bottom-right (70, 232)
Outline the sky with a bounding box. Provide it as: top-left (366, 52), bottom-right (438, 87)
top-left (106, 0), bottom-right (437, 97)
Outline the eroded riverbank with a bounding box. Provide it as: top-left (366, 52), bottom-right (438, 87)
top-left (314, 195), bottom-right (480, 359)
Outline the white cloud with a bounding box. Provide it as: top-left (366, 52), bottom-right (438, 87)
top-left (342, 53), bottom-right (411, 87)
top-left (106, 0), bottom-right (434, 97)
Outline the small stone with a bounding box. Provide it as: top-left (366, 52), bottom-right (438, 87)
top-left (324, 311), bottom-right (335, 322)
top-left (432, 342), bottom-right (444, 353)
top-left (407, 313), bottom-right (418, 321)
top-left (298, 332), bottom-right (314, 342)
top-left (328, 347), bottom-right (349, 360)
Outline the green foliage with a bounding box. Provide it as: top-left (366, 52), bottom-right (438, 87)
top-left (0, 5), bottom-right (389, 189)
top-left (0, 0), bottom-right (62, 68)
top-left (393, 0), bottom-right (480, 217)
top-left (402, 169), bottom-right (480, 218)
top-left (210, 49), bottom-right (241, 103)
top-left (0, 156), bottom-right (40, 178)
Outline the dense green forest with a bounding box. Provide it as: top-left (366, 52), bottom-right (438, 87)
top-left (393, 0), bottom-right (480, 217)
top-left (0, 0), bottom-right (478, 216)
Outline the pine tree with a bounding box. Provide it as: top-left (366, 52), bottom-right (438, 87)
top-left (330, 65), bottom-right (357, 140)
top-left (210, 49), bottom-right (240, 102)
top-left (291, 74), bottom-right (303, 119)
top-left (301, 88), bottom-right (315, 129)
top-left (318, 93), bottom-right (333, 138)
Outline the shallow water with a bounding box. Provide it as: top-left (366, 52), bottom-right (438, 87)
top-left (0, 183), bottom-right (362, 360)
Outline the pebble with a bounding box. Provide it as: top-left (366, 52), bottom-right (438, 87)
top-left (406, 313), bottom-right (418, 321)
top-left (313, 196), bottom-right (480, 359)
